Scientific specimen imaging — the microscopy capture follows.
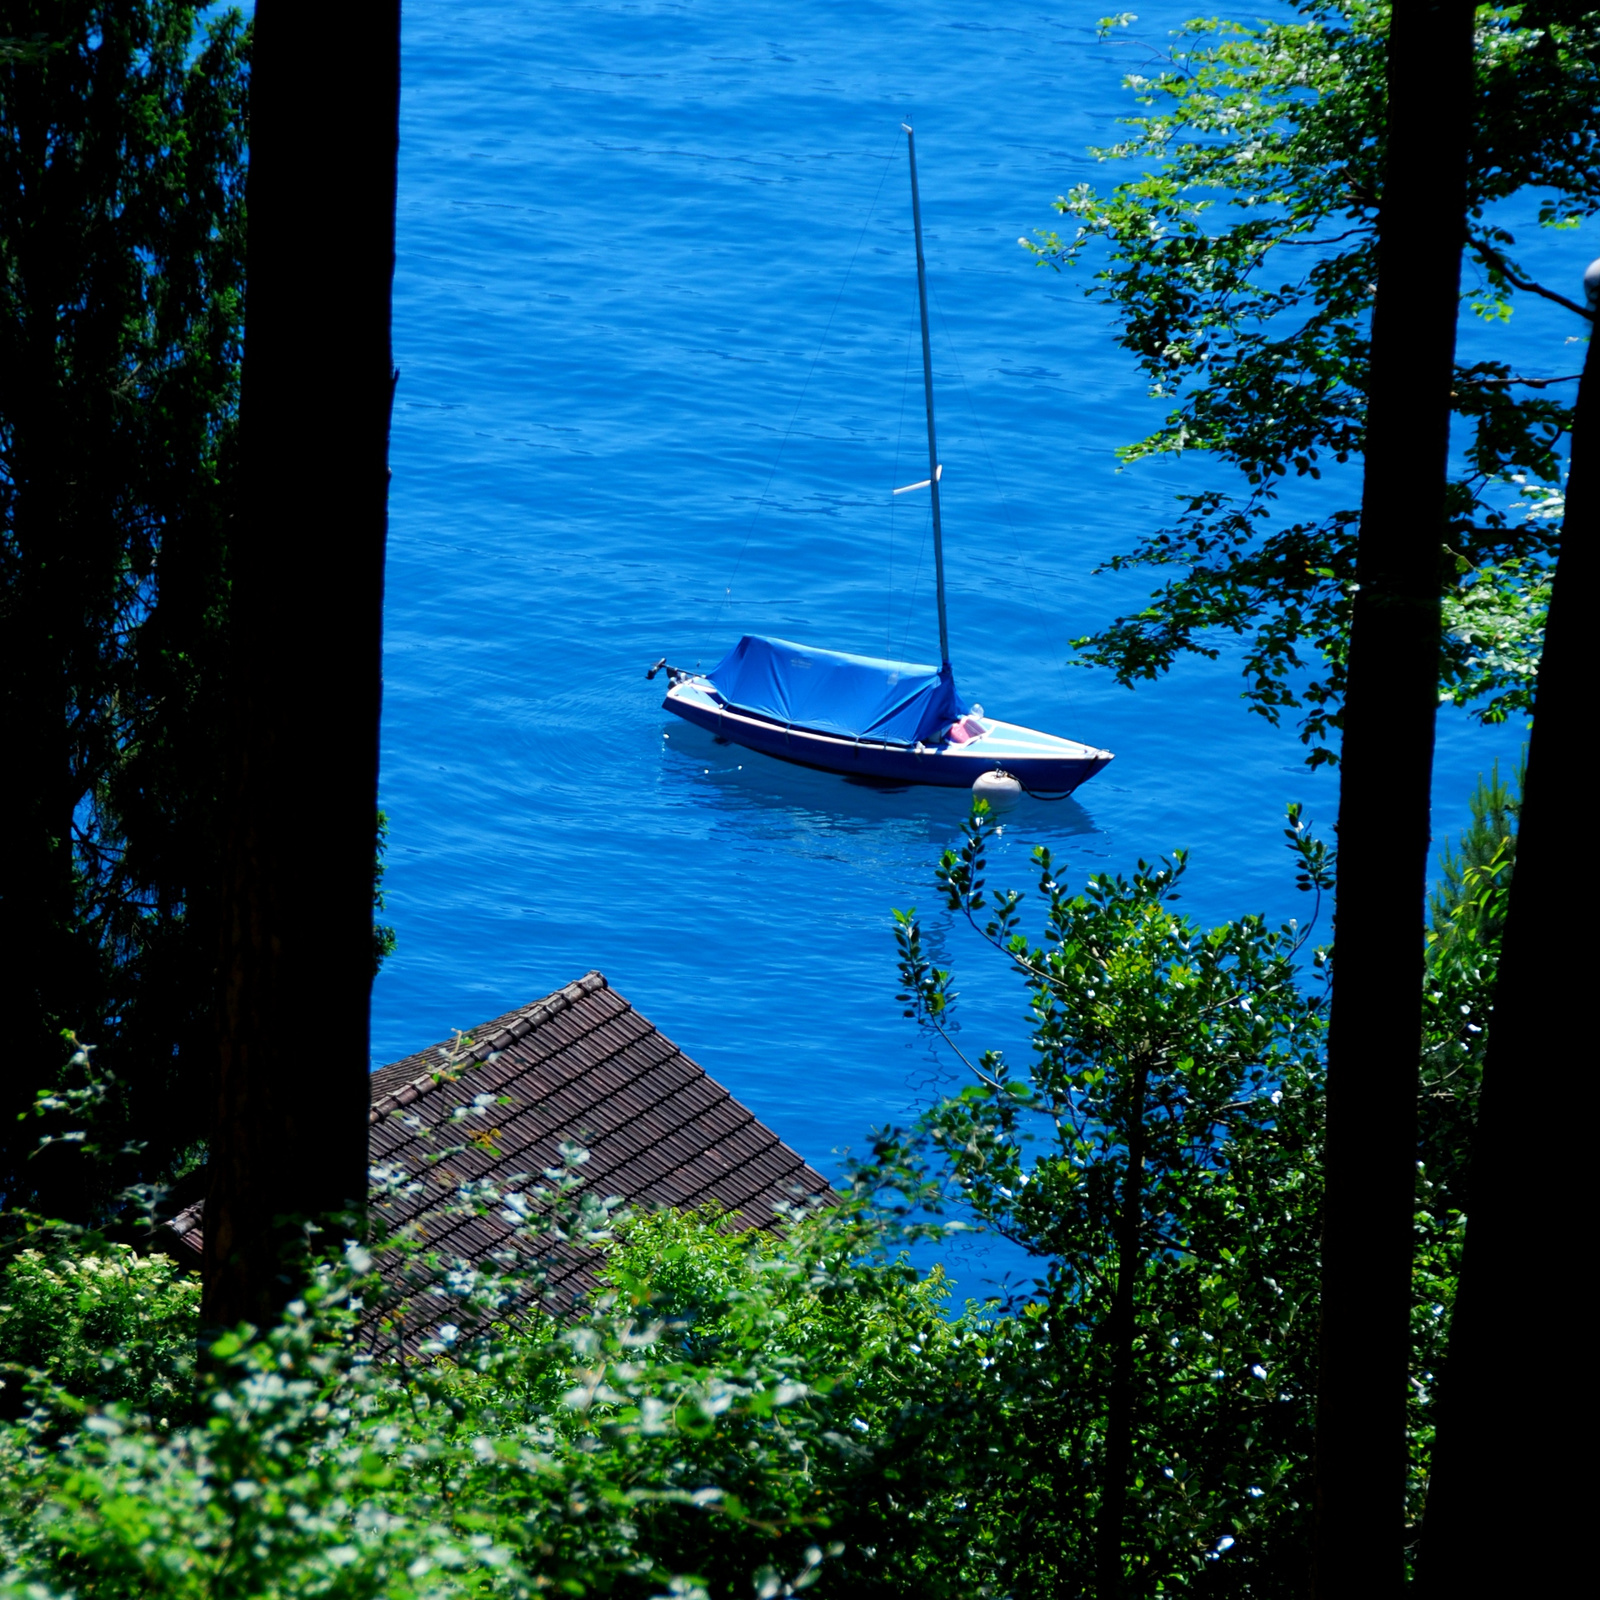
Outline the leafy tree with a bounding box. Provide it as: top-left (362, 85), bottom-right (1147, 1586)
top-left (1416, 758), bottom-right (1519, 1230)
top-left (521, 1205), bottom-right (989, 1599)
top-left (1031, 9), bottom-right (1597, 1582)
top-left (0, 0), bottom-right (247, 1219)
top-left (1030, 0), bottom-right (1600, 762)
top-left (884, 805), bottom-right (1333, 1596)
top-left (871, 798), bottom-right (1507, 1596)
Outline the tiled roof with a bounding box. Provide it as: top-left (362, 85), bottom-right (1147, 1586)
top-left (169, 973), bottom-right (833, 1339)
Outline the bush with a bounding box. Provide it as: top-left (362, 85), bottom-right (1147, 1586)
top-left (0, 1202), bottom-right (990, 1600)
top-left (0, 1245), bottom-right (198, 1419)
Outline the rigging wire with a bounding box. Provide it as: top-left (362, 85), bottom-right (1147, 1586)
top-left (721, 136), bottom-right (901, 615)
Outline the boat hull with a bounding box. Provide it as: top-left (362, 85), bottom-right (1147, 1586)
top-left (663, 679), bottom-right (1112, 794)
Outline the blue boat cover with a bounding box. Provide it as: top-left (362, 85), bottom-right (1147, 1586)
top-left (705, 635), bottom-right (964, 746)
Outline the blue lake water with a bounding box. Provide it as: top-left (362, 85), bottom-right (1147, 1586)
top-left (375, 0), bottom-right (1573, 1269)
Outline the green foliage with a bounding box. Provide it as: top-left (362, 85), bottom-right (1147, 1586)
top-left (367, 1135), bottom-right (999, 1598)
top-left (0, 1112), bottom-right (987, 1599)
top-left (1428, 753), bottom-right (1522, 942)
top-left (1, 1278), bottom-right (533, 1600)
top-left (1417, 761), bottom-right (1522, 1215)
top-left (0, 1201), bottom-right (984, 1600)
top-left (373, 810), bottom-right (398, 976)
top-left (0, 828), bottom-right (1502, 1600)
top-left (465, 1205), bottom-right (989, 1599)
top-left (0, 0), bottom-right (249, 1217)
top-left (0, 1244), bottom-right (198, 1419)
top-left (875, 800), bottom-right (1480, 1593)
top-left (0, 800), bottom-right (1507, 1600)
top-left (1029, 2), bottom-right (1599, 761)
top-left (884, 806), bottom-right (1330, 1592)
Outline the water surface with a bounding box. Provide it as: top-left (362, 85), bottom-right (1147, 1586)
top-left (377, 0), bottom-right (1560, 1235)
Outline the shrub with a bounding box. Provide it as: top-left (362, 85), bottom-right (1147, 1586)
top-left (0, 1245), bottom-right (198, 1419)
top-left (0, 1204), bottom-right (986, 1599)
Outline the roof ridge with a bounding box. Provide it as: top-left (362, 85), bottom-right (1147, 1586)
top-left (368, 970), bottom-right (609, 1126)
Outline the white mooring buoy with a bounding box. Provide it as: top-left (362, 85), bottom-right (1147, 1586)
top-left (972, 768), bottom-right (1022, 809)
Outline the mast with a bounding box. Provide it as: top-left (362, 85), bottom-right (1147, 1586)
top-left (903, 123), bottom-right (950, 668)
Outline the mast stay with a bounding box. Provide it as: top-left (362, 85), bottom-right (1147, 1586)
top-left (902, 123), bottom-right (950, 669)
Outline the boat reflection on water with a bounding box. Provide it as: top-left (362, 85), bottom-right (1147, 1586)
top-left (657, 715), bottom-right (1099, 851)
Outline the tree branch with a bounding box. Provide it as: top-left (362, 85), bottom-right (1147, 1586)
top-left (1470, 237), bottom-right (1593, 321)
top-left (1460, 373), bottom-right (1582, 390)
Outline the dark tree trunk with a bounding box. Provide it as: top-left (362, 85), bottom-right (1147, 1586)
top-left (1310, 1), bottom-right (1476, 1592)
top-left (1096, 1055), bottom-right (1150, 1599)
top-left (1416, 305), bottom-right (1595, 1596)
top-left (202, 0), bottom-right (400, 1331)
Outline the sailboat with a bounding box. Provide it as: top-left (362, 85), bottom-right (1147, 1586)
top-left (649, 126), bottom-right (1114, 797)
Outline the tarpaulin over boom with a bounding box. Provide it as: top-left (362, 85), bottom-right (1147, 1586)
top-left (705, 636), bottom-right (964, 746)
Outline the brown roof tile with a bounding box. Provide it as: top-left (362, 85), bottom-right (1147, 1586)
top-left (169, 972), bottom-right (834, 1347)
